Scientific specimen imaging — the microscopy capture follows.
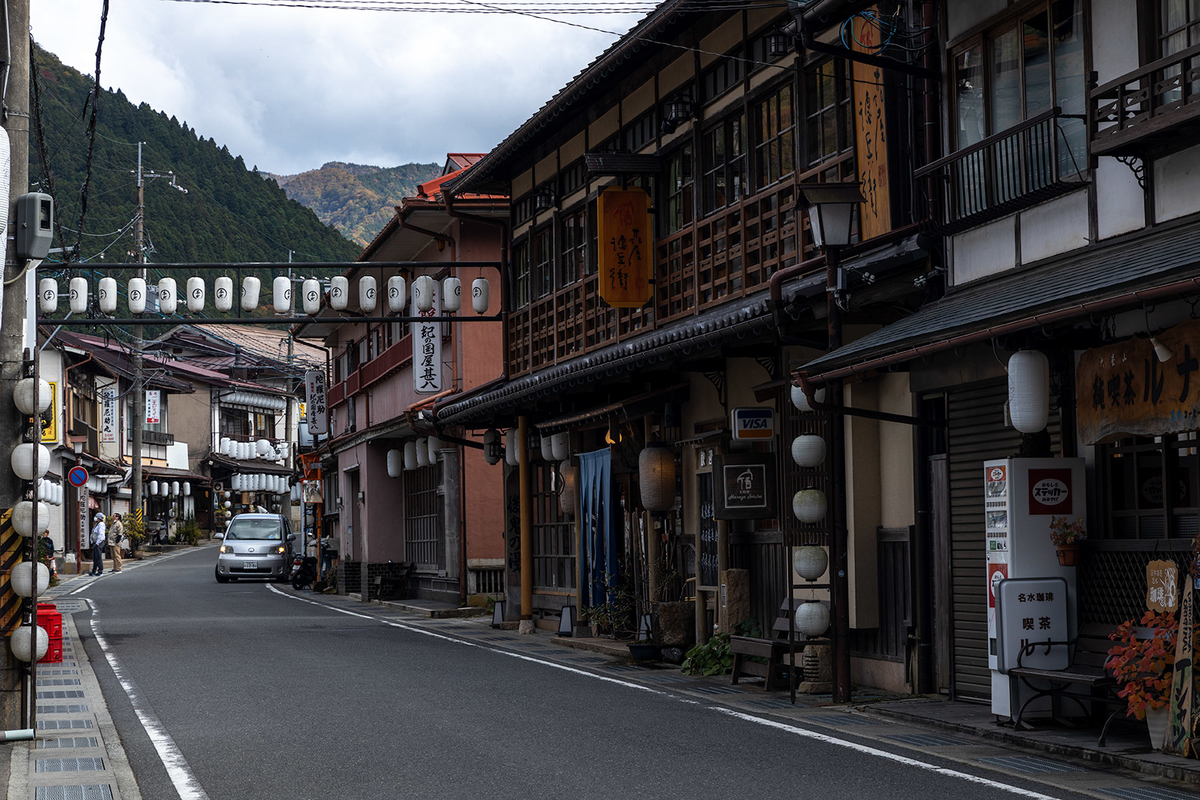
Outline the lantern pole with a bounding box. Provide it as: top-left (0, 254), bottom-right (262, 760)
top-left (825, 246), bottom-right (852, 704)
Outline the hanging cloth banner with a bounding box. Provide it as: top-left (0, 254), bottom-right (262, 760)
top-left (578, 448), bottom-right (613, 608)
top-left (1164, 577), bottom-right (1195, 756)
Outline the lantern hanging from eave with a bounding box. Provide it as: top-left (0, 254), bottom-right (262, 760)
top-left (550, 432), bottom-right (570, 462)
top-left (128, 277), bottom-right (147, 314)
top-left (302, 278), bottom-right (321, 315)
top-left (791, 435), bottom-right (826, 468)
top-left (171, 481), bottom-right (180, 497)
top-left (795, 601), bottom-right (830, 637)
top-left (69, 277), bottom-right (88, 314)
top-left (387, 449), bottom-right (402, 478)
top-left (792, 488), bottom-right (827, 524)
top-left (539, 435), bottom-right (554, 463)
top-left (792, 545), bottom-right (829, 582)
top-left (183, 481), bottom-right (191, 496)
top-left (403, 441), bottom-right (418, 471)
top-left (559, 463), bottom-right (577, 517)
top-left (329, 276), bottom-right (349, 310)
top-left (427, 437), bottom-right (442, 463)
top-left (39, 278), bottom-right (58, 313)
top-left (11, 443), bottom-right (50, 481)
top-left (241, 276), bottom-right (261, 311)
top-left (413, 275), bottom-right (435, 312)
top-left (387, 276), bottom-right (407, 313)
top-left (214, 276), bottom-right (233, 312)
top-left (159, 277), bottom-right (178, 315)
top-left (638, 443), bottom-right (676, 512)
top-left (471, 278), bottom-right (489, 315)
top-left (442, 277), bottom-right (461, 312)
top-left (273, 276), bottom-right (292, 314)
top-left (359, 275), bottom-right (377, 313)
top-left (505, 428), bottom-right (519, 468)
top-left (187, 277), bottom-right (206, 312)
top-left (99, 277), bottom-right (118, 314)
top-left (1008, 350), bottom-right (1050, 434)
top-left (416, 438), bottom-right (430, 468)
top-left (790, 385), bottom-right (827, 413)
top-left (150, 480), bottom-right (159, 496)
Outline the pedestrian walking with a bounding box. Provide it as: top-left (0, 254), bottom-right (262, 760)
top-left (109, 513), bottom-right (125, 573)
top-left (40, 531), bottom-right (57, 580)
top-left (90, 513), bottom-right (107, 576)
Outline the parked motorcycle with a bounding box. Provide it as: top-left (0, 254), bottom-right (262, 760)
top-left (289, 555), bottom-right (318, 590)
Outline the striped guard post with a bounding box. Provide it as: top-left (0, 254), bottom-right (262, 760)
top-left (0, 508), bottom-right (22, 635)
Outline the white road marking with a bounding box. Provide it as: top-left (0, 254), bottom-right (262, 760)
top-left (89, 605), bottom-right (210, 800)
top-left (267, 585), bottom-right (1066, 800)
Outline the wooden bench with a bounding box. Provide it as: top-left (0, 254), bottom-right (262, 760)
top-left (730, 601), bottom-right (824, 691)
top-left (1007, 623), bottom-right (1127, 746)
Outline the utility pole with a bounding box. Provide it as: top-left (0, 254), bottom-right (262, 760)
top-left (1, 0), bottom-right (33, 730)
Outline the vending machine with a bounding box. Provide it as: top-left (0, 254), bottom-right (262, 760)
top-left (983, 457), bottom-right (1086, 718)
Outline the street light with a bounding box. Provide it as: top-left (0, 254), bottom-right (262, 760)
top-left (798, 182), bottom-right (865, 250)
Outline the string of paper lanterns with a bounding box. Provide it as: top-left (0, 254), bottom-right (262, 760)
top-left (9, 374), bottom-right (53, 663)
top-left (35, 274), bottom-right (494, 319)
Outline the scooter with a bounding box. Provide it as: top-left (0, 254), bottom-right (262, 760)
top-left (289, 555), bottom-right (318, 590)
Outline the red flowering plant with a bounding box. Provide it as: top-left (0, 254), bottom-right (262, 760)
top-left (1104, 610), bottom-right (1178, 720)
top-left (1048, 516), bottom-right (1086, 546)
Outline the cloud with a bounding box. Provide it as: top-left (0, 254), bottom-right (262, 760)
top-left (33, 0), bottom-right (641, 174)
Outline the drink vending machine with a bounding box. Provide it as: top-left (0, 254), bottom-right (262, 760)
top-left (983, 457), bottom-right (1086, 718)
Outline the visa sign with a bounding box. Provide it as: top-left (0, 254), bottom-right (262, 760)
top-left (731, 407), bottom-right (774, 440)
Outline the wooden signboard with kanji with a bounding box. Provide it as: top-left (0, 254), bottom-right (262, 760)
top-left (851, 11), bottom-right (892, 241)
top-left (597, 187), bottom-right (652, 308)
top-left (1147, 559), bottom-right (1179, 612)
top-left (1076, 318), bottom-right (1200, 445)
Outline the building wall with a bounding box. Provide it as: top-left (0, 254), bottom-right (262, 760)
top-left (171, 388), bottom-right (211, 472)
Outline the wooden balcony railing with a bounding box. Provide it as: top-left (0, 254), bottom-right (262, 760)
top-left (329, 335), bottom-right (415, 407)
top-left (915, 107), bottom-right (1087, 233)
top-left (1091, 41), bottom-right (1200, 158)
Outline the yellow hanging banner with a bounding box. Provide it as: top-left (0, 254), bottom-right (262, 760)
top-left (40, 382), bottom-right (58, 444)
top-left (597, 187), bottom-right (653, 309)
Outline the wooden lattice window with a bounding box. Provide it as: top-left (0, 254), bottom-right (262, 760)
top-left (702, 112), bottom-right (747, 215)
top-left (805, 59), bottom-right (853, 167)
top-left (508, 308), bottom-right (532, 375)
top-left (662, 145), bottom-right (694, 236)
top-left (533, 463), bottom-right (576, 591)
top-left (754, 83), bottom-right (796, 190)
top-left (530, 296), bottom-right (555, 369)
top-left (558, 209), bottom-right (587, 287)
top-left (404, 462), bottom-right (442, 569)
top-left (513, 239), bottom-right (531, 308)
top-left (554, 284), bottom-right (585, 361)
top-left (533, 226), bottom-right (553, 300)
top-left (654, 229), bottom-right (695, 322)
top-left (1099, 433), bottom-right (1200, 540)
top-left (701, 46), bottom-right (744, 102)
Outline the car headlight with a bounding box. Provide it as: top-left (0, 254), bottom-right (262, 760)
top-left (275, 546), bottom-right (286, 554)
top-left (220, 545), bottom-right (232, 554)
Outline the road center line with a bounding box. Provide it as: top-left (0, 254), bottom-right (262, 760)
top-left (89, 604), bottom-right (210, 800)
top-left (266, 586), bottom-right (1062, 799)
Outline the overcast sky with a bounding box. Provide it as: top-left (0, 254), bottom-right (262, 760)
top-left (32, 0), bottom-right (646, 175)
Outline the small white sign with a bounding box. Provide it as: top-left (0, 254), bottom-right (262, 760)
top-left (412, 282), bottom-right (442, 394)
top-left (145, 390), bottom-right (161, 425)
top-left (304, 371), bottom-right (328, 435)
top-left (995, 577), bottom-right (1070, 673)
top-left (100, 386), bottom-right (117, 443)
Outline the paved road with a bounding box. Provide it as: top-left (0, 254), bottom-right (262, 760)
top-left (62, 547), bottom-right (1133, 799)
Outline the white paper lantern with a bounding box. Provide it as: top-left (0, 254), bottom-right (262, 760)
top-left (186, 277), bottom-right (205, 312)
top-left (39, 278), bottom-right (58, 313)
top-left (330, 276), bottom-right (349, 310)
top-left (69, 277), bottom-right (88, 313)
top-left (413, 275), bottom-right (435, 312)
top-left (12, 501), bottom-right (51, 537)
top-left (14, 378), bottom-right (52, 415)
top-left (301, 278), bottom-right (321, 315)
top-left (792, 489), bottom-right (828, 524)
top-left (795, 601), bottom-right (830, 637)
top-left (550, 432), bottom-right (570, 462)
top-left (183, 481), bottom-right (191, 496)
top-left (99, 277), bottom-right (118, 313)
top-left (416, 438), bottom-right (430, 468)
top-left (540, 435), bottom-right (554, 463)
top-left (793, 545), bottom-right (829, 581)
top-left (12, 443), bottom-right (50, 481)
top-left (387, 449), bottom-right (402, 478)
top-left (257, 439), bottom-right (272, 456)
top-left (1008, 350), bottom-right (1050, 434)
top-left (427, 437), bottom-right (442, 463)
top-left (791, 435), bottom-right (827, 468)
top-left (241, 276), bottom-right (261, 311)
top-left (639, 444), bottom-right (677, 512)
top-left (158, 277), bottom-right (178, 315)
top-left (10, 624), bottom-right (48, 663)
top-left (442, 277), bottom-right (461, 312)
top-left (128, 277), bottom-right (147, 314)
top-left (505, 428), bottom-right (519, 467)
top-left (273, 276), bottom-right (292, 314)
top-left (559, 464), bottom-right (577, 517)
top-left (160, 481), bottom-right (170, 497)
top-left (387, 276), bottom-right (407, 313)
top-left (359, 276), bottom-right (377, 313)
top-left (171, 480), bottom-right (180, 496)
top-left (150, 480), bottom-right (159, 496)
top-left (10, 561), bottom-right (50, 597)
top-left (790, 385), bottom-right (827, 412)
top-left (214, 276), bottom-right (234, 312)
top-left (404, 441), bottom-right (418, 471)
top-left (472, 278), bottom-right (490, 315)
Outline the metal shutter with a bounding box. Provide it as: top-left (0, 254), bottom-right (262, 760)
top-left (946, 379), bottom-right (1061, 701)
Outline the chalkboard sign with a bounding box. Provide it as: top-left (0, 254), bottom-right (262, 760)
top-left (713, 454), bottom-right (777, 520)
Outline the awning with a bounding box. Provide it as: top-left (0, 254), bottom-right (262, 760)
top-left (797, 218), bottom-right (1200, 383)
top-left (205, 455), bottom-right (292, 476)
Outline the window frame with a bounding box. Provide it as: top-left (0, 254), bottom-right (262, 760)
top-left (753, 82), bottom-right (797, 191)
top-left (701, 112), bottom-right (748, 215)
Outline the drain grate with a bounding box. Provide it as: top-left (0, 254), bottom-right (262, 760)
top-left (886, 733), bottom-right (971, 747)
top-left (38, 720), bottom-right (93, 731)
top-left (807, 713), bottom-right (877, 726)
top-left (639, 674), bottom-right (694, 684)
top-left (39, 670), bottom-right (80, 676)
top-left (977, 755), bottom-right (1086, 773)
top-left (34, 757), bottom-right (105, 773)
top-left (747, 697), bottom-right (803, 709)
top-left (37, 705), bottom-right (88, 714)
top-left (38, 738), bottom-right (99, 749)
top-left (35, 785), bottom-right (114, 800)
top-left (1099, 788), bottom-right (1200, 800)
top-left (37, 691), bottom-right (86, 700)
top-left (37, 679), bottom-right (82, 687)
top-left (689, 684), bottom-right (752, 695)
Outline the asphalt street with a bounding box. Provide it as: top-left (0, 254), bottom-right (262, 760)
top-left (56, 546), bottom-right (1128, 799)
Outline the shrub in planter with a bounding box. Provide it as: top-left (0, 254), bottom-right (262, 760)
top-left (1105, 610), bottom-right (1177, 720)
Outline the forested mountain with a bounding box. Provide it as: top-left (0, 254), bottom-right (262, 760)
top-left (29, 44), bottom-right (360, 266)
top-left (269, 161), bottom-right (441, 246)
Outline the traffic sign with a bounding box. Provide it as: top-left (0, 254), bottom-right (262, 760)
top-left (68, 466), bottom-right (89, 488)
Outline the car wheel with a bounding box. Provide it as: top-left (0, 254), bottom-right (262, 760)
top-left (215, 567), bottom-right (230, 584)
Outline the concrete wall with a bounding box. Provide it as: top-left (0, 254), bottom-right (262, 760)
top-left (170, 387), bottom-right (211, 472)
top-left (1154, 143), bottom-right (1200, 223)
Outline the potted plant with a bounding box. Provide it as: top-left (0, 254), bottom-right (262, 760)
top-left (1048, 515), bottom-right (1086, 566)
top-left (1105, 610), bottom-right (1178, 749)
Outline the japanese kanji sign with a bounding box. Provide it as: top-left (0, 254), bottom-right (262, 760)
top-left (995, 577), bottom-right (1069, 673)
top-left (40, 381), bottom-right (58, 444)
top-left (851, 11), bottom-right (891, 240)
top-left (304, 370), bottom-right (328, 435)
top-left (1147, 559), bottom-right (1179, 612)
top-left (145, 390), bottom-right (161, 425)
top-left (412, 281), bottom-right (443, 394)
top-left (100, 384), bottom-right (117, 443)
top-left (597, 187), bottom-right (652, 308)
top-left (1077, 318), bottom-right (1200, 444)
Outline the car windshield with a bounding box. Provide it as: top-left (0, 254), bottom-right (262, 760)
top-left (225, 518), bottom-right (282, 541)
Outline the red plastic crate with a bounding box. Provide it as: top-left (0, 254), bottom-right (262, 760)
top-left (35, 604), bottom-right (63, 642)
top-left (40, 639), bottom-right (63, 664)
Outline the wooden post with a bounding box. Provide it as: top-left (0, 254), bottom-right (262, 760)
top-left (518, 416), bottom-right (534, 634)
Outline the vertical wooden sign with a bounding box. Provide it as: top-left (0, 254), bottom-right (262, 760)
top-left (597, 187), bottom-right (653, 308)
top-left (851, 11), bottom-right (892, 240)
